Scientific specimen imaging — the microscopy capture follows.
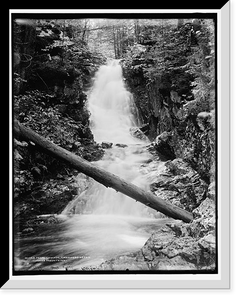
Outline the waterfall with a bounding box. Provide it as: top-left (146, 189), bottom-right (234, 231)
top-left (16, 60), bottom-right (167, 271)
top-left (72, 60), bottom-right (151, 216)
top-left (62, 60), bottom-right (153, 216)
top-left (88, 59), bottom-right (139, 144)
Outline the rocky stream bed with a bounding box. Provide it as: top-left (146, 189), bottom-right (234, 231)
top-left (13, 18), bottom-right (216, 272)
top-left (15, 140), bottom-right (216, 272)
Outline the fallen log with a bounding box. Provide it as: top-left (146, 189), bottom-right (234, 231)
top-left (14, 120), bottom-right (193, 223)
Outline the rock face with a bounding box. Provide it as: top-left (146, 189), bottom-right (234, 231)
top-left (141, 219), bottom-right (216, 270)
top-left (92, 156), bottom-right (216, 271)
top-left (92, 72), bottom-right (216, 270)
top-left (129, 127), bottom-right (149, 141)
top-left (144, 108), bottom-right (215, 183)
top-left (95, 39), bottom-right (216, 271)
top-left (97, 201), bottom-right (216, 271)
top-left (150, 159), bottom-right (208, 213)
top-left (123, 62), bottom-right (215, 183)
top-left (101, 142), bottom-right (113, 149)
top-left (153, 132), bottom-right (176, 159)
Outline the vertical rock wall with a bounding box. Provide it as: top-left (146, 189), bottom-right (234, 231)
top-left (115, 60), bottom-right (217, 271)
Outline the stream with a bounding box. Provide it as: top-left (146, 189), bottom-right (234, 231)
top-left (15, 60), bottom-right (170, 271)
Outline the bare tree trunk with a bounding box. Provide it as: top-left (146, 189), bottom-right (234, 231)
top-left (82, 19), bottom-right (88, 42)
top-left (14, 120), bottom-right (193, 223)
top-left (134, 19), bottom-right (140, 43)
top-left (116, 27), bottom-right (120, 58)
top-left (113, 26), bottom-right (117, 59)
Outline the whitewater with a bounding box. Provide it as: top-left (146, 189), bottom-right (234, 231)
top-left (15, 60), bottom-right (167, 271)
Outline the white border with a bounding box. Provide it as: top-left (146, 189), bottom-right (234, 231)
top-left (5, 4), bottom-right (230, 289)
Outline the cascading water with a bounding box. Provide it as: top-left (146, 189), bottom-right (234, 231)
top-left (83, 59), bottom-right (153, 216)
top-left (88, 59), bottom-right (138, 144)
top-left (15, 60), bottom-right (169, 271)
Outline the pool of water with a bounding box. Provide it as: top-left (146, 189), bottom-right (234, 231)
top-left (14, 214), bottom-right (170, 271)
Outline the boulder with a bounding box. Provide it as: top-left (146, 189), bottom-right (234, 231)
top-left (140, 216), bottom-right (216, 270)
top-left (188, 197), bottom-right (216, 238)
top-left (154, 131), bottom-right (176, 159)
top-left (150, 158), bottom-right (208, 212)
top-left (129, 127), bottom-right (149, 141)
top-left (197, 111), bottom-right (212, 131)
top-left (139, 123), bottom-right (150, 134)
top-left (101, 142), bottom-right (113, 149)
top-left (115, 143), bottom-right (128, 148)
top-left (86, 157), bottom-right (215, 271)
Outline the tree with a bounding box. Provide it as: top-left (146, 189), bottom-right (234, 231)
top-left (186, 19), bottom-right (215, 110)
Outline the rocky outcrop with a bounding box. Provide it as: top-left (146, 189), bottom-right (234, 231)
top-left (95, 196), bottom-right (216, 271)
top-left (145, 156), bottom-right (216, 271)
top-left (93, 158), bottom-right (216, 271)
top-left (129, 127), bottom-right (149, 141)
top-left (150, 158), bottom-right (208, 213)
top-left (141, 217), bottom-right (216, 271)
top-left (154, 108), bottom-right (215, 183)
top-left (83, 22), bottom-right (215, 271)
top-left (123, 59), bottom-right (215, 183)
top-left (153, 132), bottom-right (176, 159)
top-left (92, 77), bottom-right (216, 271)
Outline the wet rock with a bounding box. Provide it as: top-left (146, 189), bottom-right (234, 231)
top-left (139, 123), bottom-right (150, 133)
top-left (150, 158), bottom-right (208, 212)
top-left (115, 143), bottom-right (128, 148)
top-left (188, 197), bottom-right (216, 238)
top-left (155, 255), bottom-right (196, 270)
top-left (81, 143), bottom-right (104, 161)
top-left (96, 216), bottom-right (216, 271)
top-left (140, 221), bottom-right (216, 270)
top-left (129, 127), bottom-right (149, 141)
top-left (98, 251), bottom-right (149, 271)
top-left (77, 125), bottom-right (93, 139)
top-left (154, 132), bottom-right (176, 159)
top-left (91, 164), bottom-right (215, 272)
top-left (198, 234), bottom-right (216, 252)
top-left (101, 141), bottom-right (113, 149)
top-left (141, 226), bottom-right (176, 262)
top-left (165, 158), bottom-right (194, 175)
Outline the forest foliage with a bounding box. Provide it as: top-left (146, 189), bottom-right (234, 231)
top-left (13, 17), bottom-right (215, 215)
top-left (81, 17), bottom-right (215, 122)
top-left (13, 18), bottom-right (105, 200)
top-left (122, 19), bottom-right (215, 114)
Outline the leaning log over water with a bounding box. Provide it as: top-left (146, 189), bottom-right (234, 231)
top-left (14, 120), bottom-right (193, 223)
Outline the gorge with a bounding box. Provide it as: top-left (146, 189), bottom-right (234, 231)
top-left (13, 17), bottom-right (217, 272)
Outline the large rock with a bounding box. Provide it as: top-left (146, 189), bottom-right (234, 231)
top-left (141, 223), bottom-right (216, 270)
top-left (95, 218), bottom-right (216, 271)
top-left (97, 251), bottom-right (149, 271)
top-left (101, 142), bottom-right (113, 149)
top-left (187, 196), bottom-right (216, 238)
top-left (85, 157), bottom-right (216, 271)
top-left (129, 127), bottom-right (149, 141)
top-left (154, 131), bottom-right (176, 159)
top-left (150, 158), bottom-right (208, 212)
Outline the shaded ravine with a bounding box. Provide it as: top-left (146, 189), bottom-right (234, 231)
top-left (15, 60), bottom-right (172, 271)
